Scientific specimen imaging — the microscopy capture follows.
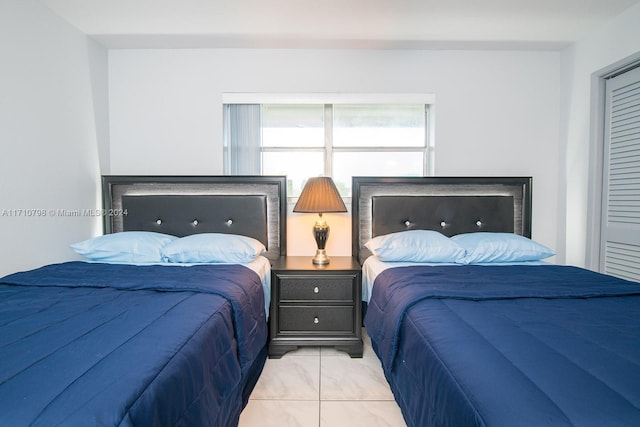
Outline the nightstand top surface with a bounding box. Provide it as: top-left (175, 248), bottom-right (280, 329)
top-left (271, 256), bottom-right (360, 272)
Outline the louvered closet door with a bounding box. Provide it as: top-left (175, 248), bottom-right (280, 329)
top-left (600, 66), bottom-right (640, 282)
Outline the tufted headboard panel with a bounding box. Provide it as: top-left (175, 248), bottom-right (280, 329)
top-left (102, 175), bottom-right (287, 260)
top-left (352, 177), bottom-right (532, 264)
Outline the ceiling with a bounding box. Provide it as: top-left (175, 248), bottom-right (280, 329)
top-left (39, 0), bottom-right (640, 50)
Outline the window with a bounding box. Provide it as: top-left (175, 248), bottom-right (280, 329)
top-left (223, 95), bottom-right (434, 197)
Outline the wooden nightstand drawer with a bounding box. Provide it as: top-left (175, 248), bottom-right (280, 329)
top-left (278, 306), bottom-right (354, 333)
top-left (278, 276), bottom-right (354, 301)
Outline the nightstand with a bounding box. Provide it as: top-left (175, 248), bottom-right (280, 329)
top-left (268, 256), bottom-right (363, 358)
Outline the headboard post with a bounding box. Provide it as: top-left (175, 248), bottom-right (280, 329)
top-left (352, 177), bottom-right (532, 264)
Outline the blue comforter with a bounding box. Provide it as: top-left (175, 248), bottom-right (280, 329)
top-left (365, 265), bottom-right (640, 427)
top-left (0, 261), bottom-right (267, 427)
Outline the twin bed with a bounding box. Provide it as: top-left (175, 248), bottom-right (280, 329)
top-left (2, 175), bottom-right (639, 426)
top-left (353, 177), bottom-right (640, 427)
top-left (0, 176), bottom-right (286, 427)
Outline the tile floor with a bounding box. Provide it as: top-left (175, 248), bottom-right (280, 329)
top-left (239, 329), bottom-right (407, 427)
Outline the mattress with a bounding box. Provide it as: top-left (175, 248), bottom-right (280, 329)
top-left (361, 256), bottom-right (547, 302)
top-left (364, 262), bottom-right (640, 427)
top-left (0, 261), bottom-right (268, 426)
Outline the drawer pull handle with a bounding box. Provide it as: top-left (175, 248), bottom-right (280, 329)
top-left (313, 317), bottom-right (319, 324)
top-left (313, 286), bottom-right (319, 294)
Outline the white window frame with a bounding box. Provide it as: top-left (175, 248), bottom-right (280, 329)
top-left (222, 93), bottom-right (436, 190)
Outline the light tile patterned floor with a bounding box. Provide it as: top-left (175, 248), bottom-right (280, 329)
top-left (239, 329), bottom-right (407, 427)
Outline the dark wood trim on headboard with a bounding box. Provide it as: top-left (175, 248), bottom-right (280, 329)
top-left (102, 175), bottom-right (287, 259)
top-left (352, 176), bottom-right (532, 264)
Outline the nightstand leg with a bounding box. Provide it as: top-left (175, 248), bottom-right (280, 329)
top-left (335, 344), bottom-right (363, 358)
top-left (268, 344), bottom-right (298, 359)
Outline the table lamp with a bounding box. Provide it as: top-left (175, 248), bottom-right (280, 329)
top-left (293, 177), bottom-right (347, 265)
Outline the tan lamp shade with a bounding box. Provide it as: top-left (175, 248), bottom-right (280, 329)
top-left (293, 177), bottom-right (347, 213)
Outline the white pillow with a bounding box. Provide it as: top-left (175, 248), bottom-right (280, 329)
top-left (452, 232), bottom-right (555, 264)
top-left (71, 231), bottom-right (177, 263)
top-left (365, 230), bottom-right (466, 263)
top-left (161, 233), bottom-right (266, 264)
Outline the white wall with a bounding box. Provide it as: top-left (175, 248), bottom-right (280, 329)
top-left (109, 49), bottom-right (562, 258)
top-left (0, 0), bottom-right (105, 276)
top-left (560, 3), bottom-right (640, 267)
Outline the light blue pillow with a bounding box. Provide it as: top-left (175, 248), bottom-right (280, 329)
top-left (365, 230), bottom-right (466, 263)
top-left (161, 233), bottom-right (266, 264)
top-left (452, 232), bottom-right (555, 264)
top-left (70, 231), bottom-right (177, 263)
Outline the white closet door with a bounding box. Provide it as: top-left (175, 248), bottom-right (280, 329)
top-left (601, 66), bottom-right (640, 282)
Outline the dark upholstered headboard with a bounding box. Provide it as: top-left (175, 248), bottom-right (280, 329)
top-left (102, 176), bottom-right (287, 260)
top-left (352, 177), bottom-right (532, 264)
